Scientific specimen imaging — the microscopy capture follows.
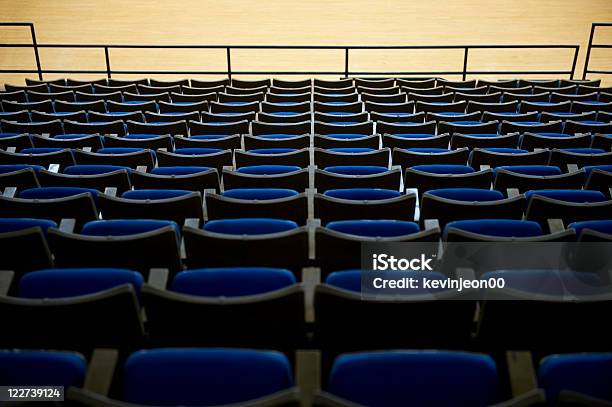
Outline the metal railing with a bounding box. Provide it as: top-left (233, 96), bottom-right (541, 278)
top-left (582, 22), bottom-right (612, 79)
top-left (0, 22), bottom-right (581, 81)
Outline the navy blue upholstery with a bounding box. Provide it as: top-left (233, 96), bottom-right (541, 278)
top-left (569, 220), bottom-right (612, 236)
top-left (237, 165), bottom-right (301, 175)
top-left (204, 218), bottom-right (298, 235)
top-left (324, 166), bottom-right (388, 175)
top-left (323, 188), bottom-right (401, 200)
top-left (445, 219), bottom-right (543, 238)
top-left (81, 219), bottom-right (179, 237)
top-left (174, 148), bottom-right (223, 155)
top-left (123, 348), bottom-right (293, 406)
top-left (171, 267), bottom-right (296, 296)
top-left (583, 164), bottom-right (612, 175)
top-left (539, 353), bottom-right (612, 403)
top-left (0, 164), bottom-right (44, 174)
top-left (525, 189), bottom-right (607, 203)
top-left (0, 218), bottom-right (57, 234)
top-left (122, 189), bottom-right (192, 200)
top-left (18, 268), bottom-right (144, 298)
top-left (150, 166), bottom-right (210, 175)
top-left (328, 351), bottom-right (498, 407)
top-left (0, 350), bottom-right (86, 387)
top-left (326, 220), bottom-right (420, 237)
top-left (249, 148), bottom-right (297, 154)
top-left (494, 165), bottom-right (562, 176)
top-left (19, 186), bottom-right (99, 199)
top-left (411, 164), bottom-right (474, 174)
top-left (426, 188), bottom-right (505, 201)
top-left (64, 165), bottom-right (132, 175)
top-left (222, 188), bottom-right (298, 200)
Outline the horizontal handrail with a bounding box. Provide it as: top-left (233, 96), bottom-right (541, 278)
top-left (0, 22), bottom-right (581, 81)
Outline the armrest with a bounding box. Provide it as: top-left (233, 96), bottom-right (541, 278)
top-left (506, 351), bottom-right (537, 397)
top-left (104, 187), bottom-right (117, 197)
top-left (296, 350), bottom-right (321, 407)
top-left (302, 267), bottom-right (320, 323)
top-left (83, 147), bottom-right (92, 153)
top-left (59, 218), bottom-right (76, 233)
top-left (48, 164), bottom-right (60, 173)
top-left (158, 148), bottom-right (167, 153)
top-left (306, 188), bottom-right (316, 220)
top-left (3, 187), bottom-right (16, 198)
top-left (567, 164), bottom-right (579, 173)
top-left (83, 348), bottom-right (119, 396)
top-left (480, 165), bottom-right (491, 171)
top-left (307, 218), bottom-right (321, 262)
top-left (456, 267), bottom-right (475, 280)
top-left (308, 165), bottom-right (316, 190)
top-left (222, 165), bottom-right (233, 172)
top-left (6, 146), bottom-right (16, 153)
top-left (183, 218), bottom-right (200, 229)
top-left (506, 188), bottom-right (520, 198)
top-left (0, 270), bottom-right (15, 296)
top-left (424, 219), bottom-right (440, 231)
top-left (547, 218), bottom-right (565, 234)
top-left (148, 268), bottom-right (169, 290)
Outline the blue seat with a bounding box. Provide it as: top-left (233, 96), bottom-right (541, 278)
top-left (123, 348), bottom-right (293, 406)
top-left (325, 134), bottom-right (370, 139)
top-left (249, 148), bottom-right (298, 154)
top-left (323, 188), bottom-right (401, 200)
top-left (445, 219), bottom-right (543, 238)
top-left (560, 148), bottom-right (605, 154)
top-left (583, 165), bottom-right (612, 176)
top-left (97, 147), bottom-right (145, 155)
top-left (494, 165), bottom-right (562, 177)
top-left (237, 165), bottom-right (301, 175)
top-left (18, 268), bottom-right (144, 299)
top-left (20, 147), bottom-right (66, 154)
top-left (426, 188), bottom-right (505, 202)
top-left (19, 186), bottom-right (99, 200)
top-left (150, 166), bottom-right (211, 176)
top-left (121, 189), bottom-right (192, 200)
top-left (0, 218), bottom-right (57, 234)
top-left (324, 166), bottom-right (388, 175)
top-left (64, 165), bottom-right (132, 175)
top-left (328, 148), bottom-right (375, 153)
top-left (326, 220), bottom-right (420, 237)
top-left (204, 218), bottom-right (298, 235)
top-left (0, 350), bottom-right (86, 387)
top-left (173, 147), bottom-right (224, 155)
top-left (81, 219), bottom-right (180, 239)
top-left (222, 188), bottom-right (298, 200)
top-left (411, 164), bottom-right (474, 174)
top-left (327, 351), bottom-right (498, 407)
top-left (569, 220), bottom-right (612, 237)
top-left (0, 164), bottom-right (44, 174)
top-left (539, 353), bottom-right (612, 403)
top-left (171, 267), bottom-right (296, 296)
top-left (525, 189), bottom-right (607, 203)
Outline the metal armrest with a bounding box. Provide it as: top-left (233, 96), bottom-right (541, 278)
top-left (59, 218), bottom-right (76, 233)
top-left (507, 188), bottom-right (520, 198)
top-left (302, 266), bottom-right (320, 324)
top-left (296, 350), bottom-right (321, 407)
top-left (104, 187), bottom-right (117, 197)
top-left (136, 166), bottom-right (147, 173)
top-left (3, 186), bottom-right (16, 198)
top-left (83, 348), bottom-right (119, 396)
top-left (547, 218), bottom-right (565, 234)
top-left (48, 163), bottom-right (60, 173)
top-left (567, 164), bottom-right (579, 173)
top-left (424, 219), bottom-right (440, 231)
top-left (0, 270), bottom-right (15, 296)
top-left (148, 268), bottom-right (169, 290)
top-left (506, 351), bottom-right (537, 397)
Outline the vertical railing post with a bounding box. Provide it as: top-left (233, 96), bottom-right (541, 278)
top-left (29, 23), bottom-right (43, 80)
top-left (582, 23), bottom-right (596, 79)
top-left (344, 48), bottom-right (349, 78)
top-left (570, 46), bottom-right (579, 79)
top-left (104, 46), bottom-right (111, 78)
top-left (226, 47), bottom-right (232, 81)
top-left (462, 47), bottom-right (469, 81)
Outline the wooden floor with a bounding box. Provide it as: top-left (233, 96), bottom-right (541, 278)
top-left (0, 0), bottom-right (611, 85)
